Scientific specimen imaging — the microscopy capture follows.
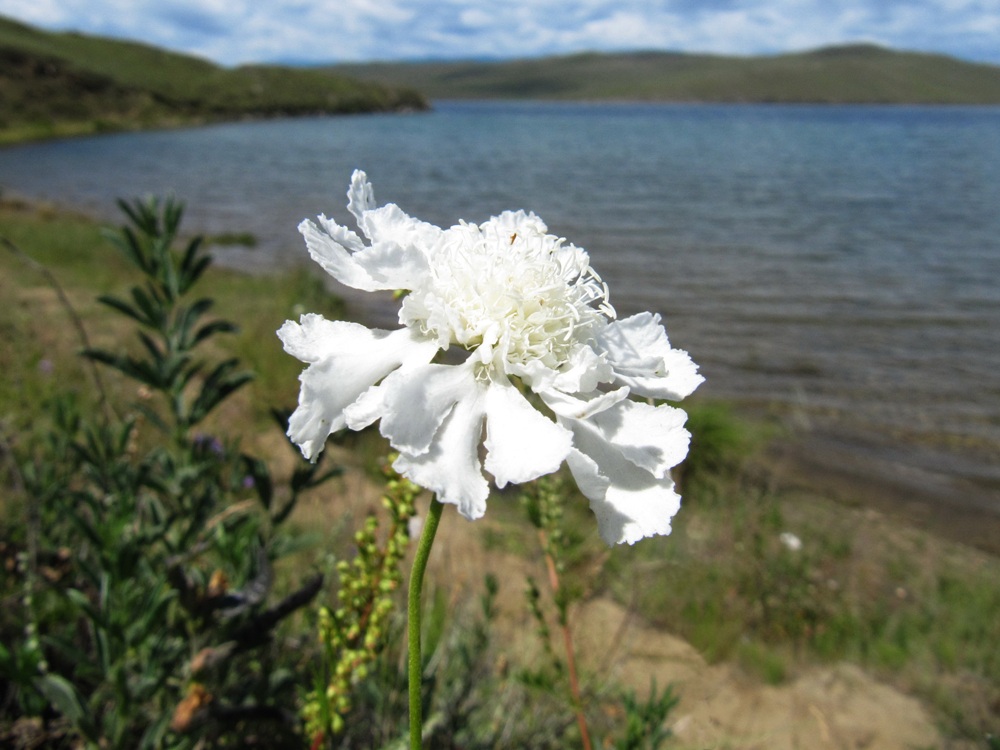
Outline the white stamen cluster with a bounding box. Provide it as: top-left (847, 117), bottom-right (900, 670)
top-left (400, 219), bottom-right (615, 372)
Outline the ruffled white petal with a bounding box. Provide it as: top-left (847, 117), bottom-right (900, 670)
top-left (368, 361), bottom-right (478, 457)
top-left (300, 171), bottom-right (436, 292)
top-left (299, 218), bottom-right (383, 292)
top-left (393, 384), bottom-right (489, 520)
top-left (300, 217), bottom-right (430, 292)
top-left (554, 394), bottom-right (689, 545)
top-left (589, 399), bottom-right (691, 479)
top-left (363, 203), bottom-right (444, 250)
top-left (510, 345), bottom-right (613, 395)
top-left (598, 312), bottom-right (704, 400)
top-left (277, 312), bottom-right (342, 362)
top-left (278, 316), bottom-right (437, 460)
top-left (483, 380), bottom-right (573, 488)
top-left (564, 418), bottom-right (682, 546)
top-left (317, 213), bottom-right (366, 253)
top-left (483, 210), bottom-right (548, 236)
top-left (351, 240), bottom-right (430, 291)
top-left (567, 451), bottom-right (681, 546)
top-left (346, 169), bottom-right (376, 227)
top-left (539, 386), bottom-right (630, 421)
top-left (347, 170), bottom-right (445, 252)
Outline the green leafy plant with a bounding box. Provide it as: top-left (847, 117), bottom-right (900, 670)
top-left (615, 680), bottom-right (679, 750)
top-left (2, 197), bottom-right (337, 748)
top-left (303, 465), bottom-right (419, 744)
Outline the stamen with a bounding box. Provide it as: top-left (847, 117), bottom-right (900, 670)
top-left (408, 216), bottom-right (613, 372)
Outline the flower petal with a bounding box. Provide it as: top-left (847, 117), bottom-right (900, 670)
top-left (539, 386), bottom-right (630, 421)
top-left (351, 239), bottom-right (430, 291)
top-left (598, 312), bottom-right (704, 400)
top-left (589, 399), bottom-right (691, 479)
top-left (565, 418), bottom-right (682, 545)
top-left (393, 383), bottom-right (490, 520)
top-left (510, 345), bottom-right (613, 395)
top-left (278, 316), bottom-right (437, 460)
top-left (346, 169), bottom-right (376, 227)
top-left (347, 171), bottom-right (442, 250)
top-left (300, 217), bottom-right (431, 292)
top-left (299, 218), bottom-right (382, 292)
top-left (363, 203), bottom-right (444, 250)
top-left (373, 361), bottom-right (478, 457)
top-left (277, 312), bottom-right (341, 362)
top-left (567, 446), bottom-right (681, 545)
top-left (482, 210), bottom-right (549, 237)
top-left (483, 380), bottom-right (573, 488)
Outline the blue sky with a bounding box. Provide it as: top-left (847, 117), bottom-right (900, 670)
top-left (1, 0), bottom-right (998, 66)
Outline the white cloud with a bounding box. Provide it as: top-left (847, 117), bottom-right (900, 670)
top-left (1, 0), bottom-right (998, 65)
top-left (0, 0), bottom-right (67, 26)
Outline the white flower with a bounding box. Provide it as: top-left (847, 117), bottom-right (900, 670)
top-left (779, 532), bottom-right (803, 552)
top-left (279, 170), bottom-right (703, 545)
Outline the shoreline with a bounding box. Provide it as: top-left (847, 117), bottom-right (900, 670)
top-left (766, 425), bottom-right (1000, 557)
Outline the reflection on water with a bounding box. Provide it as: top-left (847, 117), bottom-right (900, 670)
top-left (2, 102), bottom-right (999, 503)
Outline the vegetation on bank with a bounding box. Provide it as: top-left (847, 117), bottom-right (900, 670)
top-left (0, 15), bottom-right (428, 145)
top-left (332, 44), bottom-right (1000, 104)
top-left (1, 197), bottom-right (998, 747)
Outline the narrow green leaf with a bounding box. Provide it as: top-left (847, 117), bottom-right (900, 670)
top-left (97, 294), bottom-right (149, 325)
top-left (192, 319), bottom-right (238, 346)
top-left (34, 674), bottom-right (88, 724)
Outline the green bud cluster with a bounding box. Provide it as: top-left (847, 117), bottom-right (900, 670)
top-left (522, 475), bottom-right (567, 572)
top-left (303, 462), bottom-right (421, 741)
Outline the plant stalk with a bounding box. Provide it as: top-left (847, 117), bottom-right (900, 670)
top-left (540, 528), bottom-right (593, 750)
top-left (408, 496), bottom-right (444, 750)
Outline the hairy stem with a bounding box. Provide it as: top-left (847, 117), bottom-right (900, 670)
top-left (408, 497), bottom-right (444, 750)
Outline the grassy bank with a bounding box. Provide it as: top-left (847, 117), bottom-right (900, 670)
top-left (332, 44), bottom-right (1000, 104)
top-left (0, 15), bottom-right (428, 146)
top-left (2, 198), bottom-right (998, 746)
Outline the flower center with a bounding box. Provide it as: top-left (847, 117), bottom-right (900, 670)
top-left (400, 218), bottom-right (614, 370)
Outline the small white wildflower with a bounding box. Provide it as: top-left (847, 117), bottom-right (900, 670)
top-left (779, 531), bottom-right (803, 551)
top-left (279, 170), bottom-right (703, 545)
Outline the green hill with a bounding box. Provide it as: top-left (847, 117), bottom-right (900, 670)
top-left (331, 45), bottom-right (1000, 104)
top-left (0, 15), bottom-right (428, 144)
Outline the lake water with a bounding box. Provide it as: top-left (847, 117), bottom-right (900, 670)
top-left (2, 101), bottom-right (999, 509)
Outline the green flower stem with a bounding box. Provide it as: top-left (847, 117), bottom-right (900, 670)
top-left (408, 496), bottom-right (444, 750)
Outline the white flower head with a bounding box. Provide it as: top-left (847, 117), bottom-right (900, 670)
top-left (779, 532), bottom-right (803, 552)
top-left (279, 170), bottom-right (704, 545)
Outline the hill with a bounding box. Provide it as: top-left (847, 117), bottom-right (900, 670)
top-left (330, 44), bottom-right (1000, 104)
top-left (0, 15), bottom-right (428, 144)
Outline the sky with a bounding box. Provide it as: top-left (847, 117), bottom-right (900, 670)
top-left (1, 0), bottom-right (999, 67)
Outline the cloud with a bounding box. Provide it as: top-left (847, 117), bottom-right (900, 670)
top-left (151, 2), bottom-right (233, 40)
top-left (1, 0), bottom-right (998, 65)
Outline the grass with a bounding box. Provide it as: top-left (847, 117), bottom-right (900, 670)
top-left (3, 196), bottom-right (999, 745)
top-left (597, 414), bottom-right (1000, 743)
top-left (0, 15), bottom-right (428, 146)
top-left (0, 195), bottom-right (336, 441)
top-left (332, 43), bottom-right (1000, 104)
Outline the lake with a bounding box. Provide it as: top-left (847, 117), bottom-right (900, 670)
top-left (2, 101), bottom-right (999, 513)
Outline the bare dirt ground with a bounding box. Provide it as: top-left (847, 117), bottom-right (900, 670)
top-left (301, 453), bottom-right (946, 750)
top-left (574, 598), bottom-right (939, 750)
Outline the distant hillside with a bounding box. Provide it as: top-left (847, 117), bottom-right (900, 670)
top-left (332, 45), bottom-right (1000, 104)
top-left (0, 15), bottom-right (428, 144)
